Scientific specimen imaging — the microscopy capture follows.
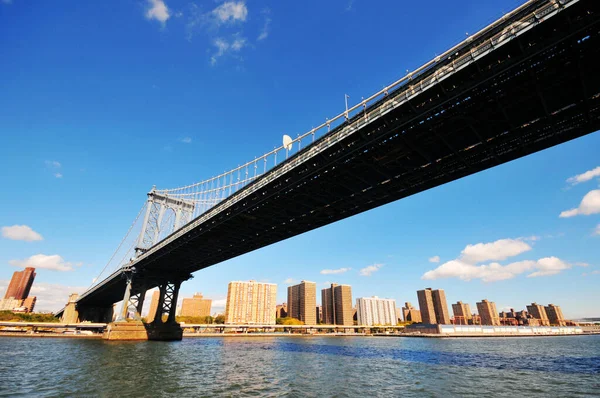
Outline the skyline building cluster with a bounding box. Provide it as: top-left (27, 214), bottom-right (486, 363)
top-left (0, 267), bottom-right (37, 313)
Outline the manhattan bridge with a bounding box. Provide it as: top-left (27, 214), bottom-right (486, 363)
top-left (57, 0), bottom-right (600, 340)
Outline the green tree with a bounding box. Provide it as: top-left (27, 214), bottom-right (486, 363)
top-left (214, 314), bottom-right (226, 324)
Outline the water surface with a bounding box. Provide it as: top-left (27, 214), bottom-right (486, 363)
top-left (0, 335), bottom-right (598, 397)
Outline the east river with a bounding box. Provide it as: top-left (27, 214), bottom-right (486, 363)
top-left (0, 335), bottom-right (599, 397)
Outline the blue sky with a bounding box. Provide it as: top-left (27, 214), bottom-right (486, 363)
top-left (1, 0), bottom-right (598, 318)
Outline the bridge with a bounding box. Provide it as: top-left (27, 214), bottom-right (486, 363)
top-left (57, 0), bottom-right (600, 340)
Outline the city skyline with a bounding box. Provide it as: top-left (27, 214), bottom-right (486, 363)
top-left (1, 0), bottom-right (599, 318)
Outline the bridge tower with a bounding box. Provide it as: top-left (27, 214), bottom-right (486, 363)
top-left (103, 188), bottom-right (195, 341)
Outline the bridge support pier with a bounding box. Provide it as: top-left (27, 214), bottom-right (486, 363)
top-left (103, 276), bottom-right (186, 341)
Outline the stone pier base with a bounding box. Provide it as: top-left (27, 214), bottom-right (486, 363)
top-left (102, 321), bottom-right (183, 341)
top-left (103, 321), bottom-right (148, 341)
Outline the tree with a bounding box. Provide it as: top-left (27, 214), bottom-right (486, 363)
top-left (276, 317), bottom-right (304, 325)
top-left (214, 314), bottom-right (226, 324)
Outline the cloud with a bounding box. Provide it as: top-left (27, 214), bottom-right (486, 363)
top-left (2, 225), bottom-right (43, 241)
top-left (54, 173), bottom-right (63, 178)
top-left (284, 278), bottom-right (297, 285)
top-left (211, 298), bottom-right (227, 315)
top-left (460, 238), bottom-right (532, 263)
top-left (320, 267), bottom-right (351, 275)
top-left (212, 1), bottom-right (248, 25)
top-left (359, 263), bottom-right (383, 276)
top-left (9, 254), bottom-right (80, 272)
top-left (595, 224), bottom-right (600, 236)
top-left (45, 160), bottom-right (61, 168)
top-left (258, 9), bottom-right (271, 41)
top-left (567, 166), bottom-right (600, 186)
top-left (422, 237), bottom-right (585, 282)
top-left (429, 256), bottom-right (440, 263)
top-left (582, 270), bottom-right (600, 276)
top-left (559, 190), bottom-right (600, 217)
top-left (179, 137), bottom-right (192, 144)
top-left (145, 0), bottom-right (170, 25)
top-left (210, 36), bottom-right (247, 65)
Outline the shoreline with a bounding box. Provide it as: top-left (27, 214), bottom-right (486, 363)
top-left (1, 331), bottom-right (598, 339)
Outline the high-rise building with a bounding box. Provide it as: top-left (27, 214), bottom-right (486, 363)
top-left (4, 267), bottom-right (36, 300)
top-left (180, 293), bottom-right (212, 318)
top-left (22, 296), bottom-right (36, 313)
top-left (527, 302), bottom-right (550, 326)
top-left (316, 306), bottom-right (322, 323)
top-left (276, 303), bottom-right (288, 318)
top-left (356, 297), bottom-right (397, 326)
top-left (452, 301), bottom-right (472, 324)
top-left (321, 284), bottom-right (353, 325)
top-left (402, 302), bottom-right (422, 323)
top-left (225, 280), bottom-right (277, 325)
top-left (287, 281), bottom-right (317, 325)
top-left (417, 288), bottom-right (450, 324)
top-left (545, 304), bottom-right (566, 326)
top-left (146, 290), bottom-right (161, 322)
top-left (476, 299), bottom-right (500, 326)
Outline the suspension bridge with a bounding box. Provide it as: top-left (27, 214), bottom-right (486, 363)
top-left (56, 0), bottom-right (600, 340)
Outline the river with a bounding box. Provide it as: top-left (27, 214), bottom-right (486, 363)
top-left (0, 335), bottom-right (599, 397)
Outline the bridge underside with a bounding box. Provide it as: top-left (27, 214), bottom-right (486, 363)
top-left (75, 0), bottom-right (600, 313)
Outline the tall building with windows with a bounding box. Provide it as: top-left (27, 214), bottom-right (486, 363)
top-left (180, 293), bottom-right (212, 318)
top-left (476, 299), bottom-right (500, 326)
top-left (21, 297), bottom-right (36, 313)
top-left (356, 297), bottom-right (397, 326)
top-left (287, 281), bottom-right (317, 325)
top-left (225, 280), bottom-right (277, 325)
top-left (417, 288), bottom-right (450, 324)
top-left (527, 302), bottom-right (550, 326)
top-left (545, 304), bottom-right (566, 326)
top-left (452, 301), bottom-right (472, 324)
top-left (321, 284), bottom-right (353, 325)
top-left (402, 302), bottom-right (422, 323)
top-left (146, 290), bottom-right (161, 322)
top-left (4, 267), bottom-right (36, 300)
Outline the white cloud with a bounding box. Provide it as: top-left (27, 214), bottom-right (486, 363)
top-left (258, 9), bottom-right (271, 41)
top-left (1, 225), bottom-right (43, 241)
top-left (595, 224), bottom-right (600, 236)
top-left (210, 36), bottom-right (247, 65)
top-left (567, 166), bottom-right (600, 186)
top-left (179, 137), bottom-right (192, 144)
top-left (359, 263), bottom-right (383, 276)
top-left (211, 298), bottom-right (227, 315)
top-left (559, 190), bottom-right (600, 218)
top-left (422, 238), bottom-right (585, 282)
top-left (284, 278), bottom-right (296, 284)
top-left (429, 256), bottom-right (440, 263)
top-left (212, 1), bottom-right (248, 25)
top-left (460, 238), bottom-right (531, 263)
top-left (54, 173), bottom-right (63, 178)
top-left (582, 270), bottom-right (600, 276)
top-left (146, 0), bottom-right (170, 25)
top-left (45, 160), bottom-right (61, 168)
top-left (9, 254), bottom-right (80, 272)
top-left (320, 267), bottom-right (351, 275)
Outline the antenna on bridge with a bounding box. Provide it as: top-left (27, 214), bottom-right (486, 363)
top-left (283, 134), bottom-right (293, 158)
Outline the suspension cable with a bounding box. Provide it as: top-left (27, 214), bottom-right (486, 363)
top-left (88, 202), bottom-right (147, 289)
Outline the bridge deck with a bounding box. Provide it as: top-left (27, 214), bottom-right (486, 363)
top-left (67, 0), bottom-right (600, 313)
